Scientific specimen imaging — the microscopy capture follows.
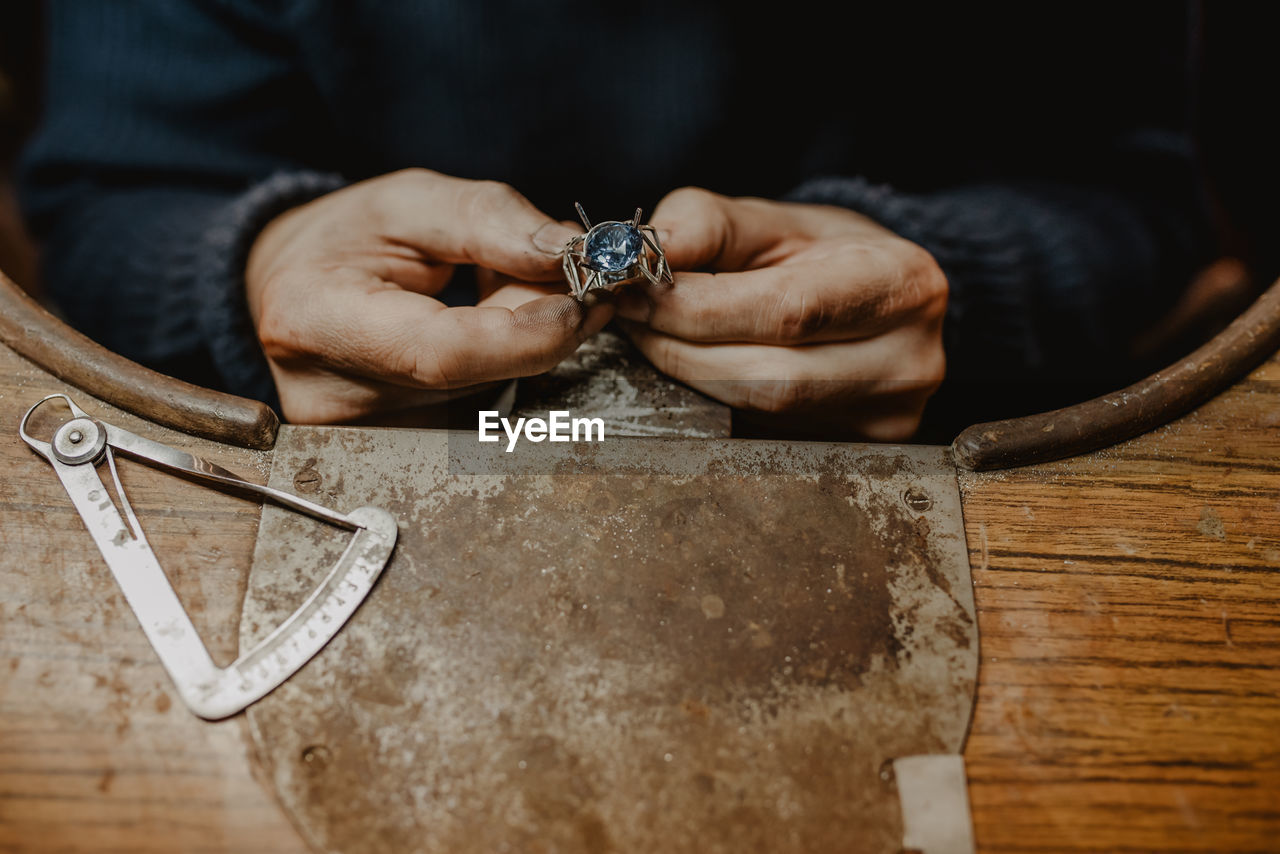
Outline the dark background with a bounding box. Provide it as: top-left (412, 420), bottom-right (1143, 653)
top-left (0, 2), bottom-right (42, 291)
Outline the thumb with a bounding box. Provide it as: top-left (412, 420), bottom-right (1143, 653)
top-left (650, 186), bottom-right (787, 272)
top-left (377, 170), bottom-right (579, 281)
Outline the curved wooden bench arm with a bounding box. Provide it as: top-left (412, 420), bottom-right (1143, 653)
top-left (952, 276), bottom-right (1280, 470)
top-left (0, 270), bottom-right (279, 449)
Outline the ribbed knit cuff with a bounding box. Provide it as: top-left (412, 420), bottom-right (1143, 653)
top-left (194, 170), bottom-right (347, 410)
top-left (786, 176), bottom-right (1045, 380)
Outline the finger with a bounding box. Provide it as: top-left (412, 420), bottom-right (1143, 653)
top-left (269, 366), bottom-right (502, 425)
top-left (650, 187), bottom-right (894, 272)
top-left (478, 281), bottom-right (570, 310)
top-left (649, 187), bottom-right (838, 272)
top-left (367, 251), bottom-right (455, 296)
top-left (623, 321), bottom-right (940, 441)
top-left (370, 169), bottom-right (580, 282)
top-left (421, 295), bottom-right (613, 386)
top-left (276, 278), bottom-right (613, 388)
top-left (614, 252), bottom-right (912, 345)
top-left (474, 267), bottom-right (508, 301)
top-left (619, 320), bottom-right (943, 416)
top-left (649, 187), bottom-right (769, 271)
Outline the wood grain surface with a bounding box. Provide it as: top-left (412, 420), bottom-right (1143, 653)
top-left (960, 355), bottom-right (1280, 852)
top-left (0, 344), bottom-right (306, 854)
top-left (1, 337), bottom-right (1277, 853)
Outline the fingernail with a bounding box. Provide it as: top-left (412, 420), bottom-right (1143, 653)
top-left (614, 289), bottom-right (652, 323)
top-left (533, 222), bottom-right (579, 256)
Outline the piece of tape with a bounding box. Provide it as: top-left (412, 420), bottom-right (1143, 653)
top-left (894, 754), bottom-right (975, 854)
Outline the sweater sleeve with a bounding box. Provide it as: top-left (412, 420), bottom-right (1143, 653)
top-left (18, 0), bottom-right (343, 406)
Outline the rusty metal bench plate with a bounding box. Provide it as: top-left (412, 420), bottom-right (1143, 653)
top-left (241, 429), bottom-right (977, 853)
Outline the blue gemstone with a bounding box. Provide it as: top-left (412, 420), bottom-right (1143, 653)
top-left (584, 222), bottom-right (642, 273)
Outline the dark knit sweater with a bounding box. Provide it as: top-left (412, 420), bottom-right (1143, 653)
top-left (18, 1), bottom-right (1215, 427)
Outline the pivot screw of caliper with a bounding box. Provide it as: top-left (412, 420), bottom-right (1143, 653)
top-left (52, 417), bottom-right (107, 465)
top-left (903, 488), bottom-right (932, 513)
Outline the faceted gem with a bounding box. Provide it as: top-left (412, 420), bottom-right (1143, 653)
top-left (584, 222), bottom-right (642, 272)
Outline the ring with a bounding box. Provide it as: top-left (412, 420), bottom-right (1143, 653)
top-left (562, 203), bottom-right (673, 301)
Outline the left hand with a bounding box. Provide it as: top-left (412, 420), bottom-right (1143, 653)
top-left (615, 188), bottom-right (948, 441)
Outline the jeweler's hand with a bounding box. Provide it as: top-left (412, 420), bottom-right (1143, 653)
top-left (246, 169), bottom-right (611, 423)
top-left (615, 188), bottom-right (947, 441)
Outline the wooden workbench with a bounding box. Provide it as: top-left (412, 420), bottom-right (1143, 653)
top-left (1, 340), bottom-right (1276, 853)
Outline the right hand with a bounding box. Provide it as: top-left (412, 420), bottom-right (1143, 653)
top-left (245, 169), bottom-right (612, 423)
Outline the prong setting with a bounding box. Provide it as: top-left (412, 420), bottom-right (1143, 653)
top-left (562, 203), bottom-right (674, 301)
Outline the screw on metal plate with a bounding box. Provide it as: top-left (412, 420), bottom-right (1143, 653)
top-left (19, 393), bottom-right (399, 720)
top-left (902, 487), bottom-right (932, 513)
top-left (301, 744), bottom-right (333, 772)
